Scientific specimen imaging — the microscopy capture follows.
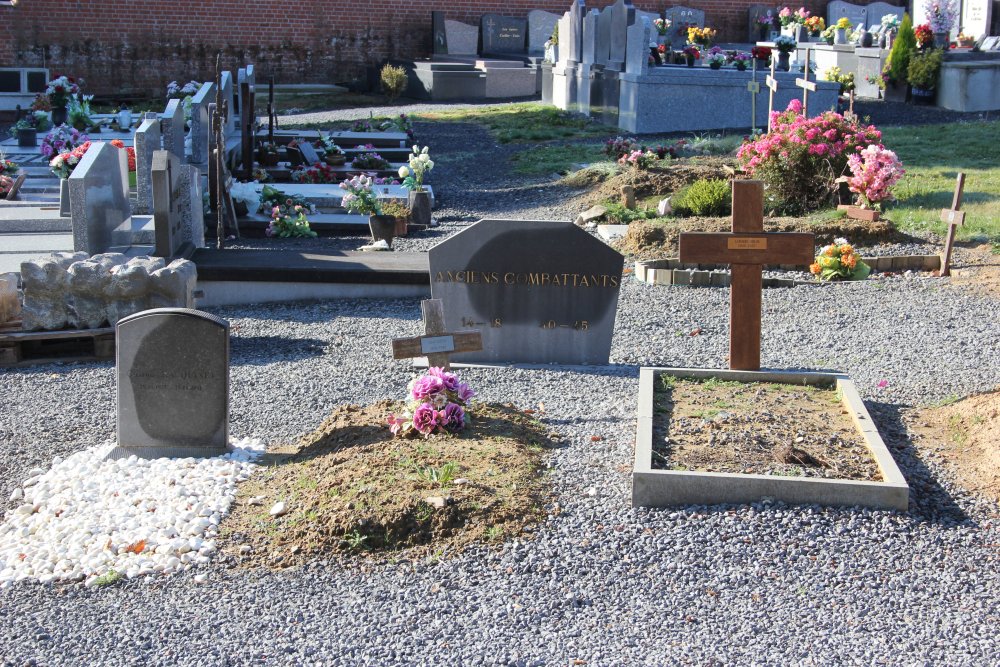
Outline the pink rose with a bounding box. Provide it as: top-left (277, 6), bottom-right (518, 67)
top-left (412, 403), bottom-right (438, 434)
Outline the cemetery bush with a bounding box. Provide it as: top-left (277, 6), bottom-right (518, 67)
top-left (672, 179), bottom-right (732, 217)
top-left (380, 64), bottom-right (408, 102)
top-left (885, 13), bottom-right (916, 85)
top-left (737, 101), bottom-right (884, 214)
top-left (603, 200), bottom-right (658, 224)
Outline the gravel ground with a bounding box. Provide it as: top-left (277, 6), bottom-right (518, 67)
top-left (2, 104), bottom-right (999, 665)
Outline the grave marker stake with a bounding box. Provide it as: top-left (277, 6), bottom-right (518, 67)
top-left (391, 299), bottom-right (483, 371)
top-left (678, 180), bottom-right (815, 370)
top-left (795, 47), bottom-right (817, 117)
top-left (766, 57), bottom-right (779, 133)
top-left (940, 172), bottom-right (967, 277)
top-left (747, 58), bottom-right (761, 134)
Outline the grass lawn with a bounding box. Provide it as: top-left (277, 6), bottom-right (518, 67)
top-left (883, 121), bottom-right (1000, 242)
top-left (415, 103), bottom-right (616, 143)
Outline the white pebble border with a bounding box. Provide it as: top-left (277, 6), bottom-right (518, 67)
top-left (0, 437), bottom-right (263, 588)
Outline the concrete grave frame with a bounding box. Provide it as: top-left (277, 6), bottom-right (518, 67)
top-left (632, 367), bottom-right (909, 511)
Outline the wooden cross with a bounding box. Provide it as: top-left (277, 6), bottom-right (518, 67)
top-left (765, 57), bottom-right (779, 133)
top-left (391, 299), bottom-right (483, 370)
top-left (843, 89), bottom-right (857, 122)
top-left (747, 57), bottom-right (761, 134)
top-left (795, 48), bottom-right (817, 117)
top-left (940, 172), bottom-right (966, 277)
top-left (678, 180), bottom-right (814, 370)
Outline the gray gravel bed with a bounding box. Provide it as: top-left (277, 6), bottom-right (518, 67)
top-left (2, 275), bottom-right (999, 665)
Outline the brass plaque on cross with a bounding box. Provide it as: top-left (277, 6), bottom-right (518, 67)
top-left (728, 238), bottom-right (768, 250)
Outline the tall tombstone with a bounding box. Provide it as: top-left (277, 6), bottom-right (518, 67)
top-left (582, 9), bottom-right (599, 65)
top-left (480, 14), bottom-right (528, 55)
top-left (152, 150), bottom-right (192, 259)
top-left (625, 17), bottom-right (651, 76)
top-left (826, 2), bottom-right (867, 31)
top-left (568, 0), bottom-right (587, 64)
top-left (134, 113), bottom-right (161, 215)
top-left (161, 98), bottom-right (186, 162)
top-left (427, 220), bottom-right (625, 365)
top-left (445, 19), bottom-right (479, 55)
top-left (664, 6), bottom-right (705, 49)
top-left (748, 4), bottom-right (778, 41)
top-left (432, 11), bottom-right (449, 54)
top-left (962, 0), bottom-right (992, 39)
top-left (179, 164), bottom-right (206, 250)
top-left (189, 82), bottom-right (215, 164)
top-left (609, 0), bottom-right (637, 69)
top-left (111, 308), bottom-right (231, 460)
top-left (528, 10), bottom-right (560, 55)
top-left (595, 6), bottom-right (614, 65)
top-left (219, 70), bottom-right (236, 136)
top-left (239, 80), bottom-right (256, 180)
top-left (69, 142), bottom-right (132, 255)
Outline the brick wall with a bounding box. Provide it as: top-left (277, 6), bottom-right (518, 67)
top-left (0, 0), bottom-right (888, 97)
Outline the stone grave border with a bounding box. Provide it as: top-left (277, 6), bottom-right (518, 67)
top-left (634, 255), bottom-right (942, 287)
top-left (632, 367), bottom-right (909, 511)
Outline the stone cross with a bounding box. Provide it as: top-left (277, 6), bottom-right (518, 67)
top-left (795, 48), bottom-right (817, 117)
top-left (940, 172), bottom-right (967, 277)
top-left (391, 299), bottom-right (483, 370)
top-left (765, 58), bottom-right (779, 132)
top-left (678, 180), bottom-right (814, 370)
top-left (747, 58), bottom-right (761, 134)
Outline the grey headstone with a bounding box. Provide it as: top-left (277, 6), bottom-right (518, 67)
top-left (428, 220), bottom-right (624, 365)
top-left (152, 150), bottom-right (191, 259)
top-left (582, 10), bottom-right (600, 65)
top-left (528, 10), bottom-right (560, 55)
top-left (161, 98), bottom-right (186, 162)
top-left (827, 1), bottom-right (867, 30)
top-left (299, 142), bottom-right (321, 165)
top-left (961, 0), bottom-right (992, 39)
top-left (432, 11), bottom-right (449, 54)
top-left (625, 17), bottom-right (651, 75)
top-left (219, 71), bottom-right (236, 136)
top-left (134, 117), bottom-right (162, 215)
top-left (112, 308), bottom-right (231, 460)
top-left (748, 5), bottom-right (778, 41)
top-left (445, 19), bottom-right (479, 55)
top-left (610, 0), bottom-right (637, 67)
top-left (481, 14), bottom-right (528, 55)
top-left (568, 0), bottom-right (586, 64)
top-left (180, 164), bottom-right (205, 250)
top-left (596, 7), bottom-right (613, 66)
top-left (69, 142), bottom-right (132, 256)
top-left (556, 13), bottom-right (573, 66)
top-left (664, 6), bottom-right (705, 49)
top-left (189, 82), bottom-right (214, 164)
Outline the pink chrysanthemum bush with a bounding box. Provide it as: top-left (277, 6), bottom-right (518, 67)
top-left (737, 100), bottom-right (885, 214)
top-left (846, 145), bottom-right (905, 211)
top-left (387, 368), bottom-right (476, 437)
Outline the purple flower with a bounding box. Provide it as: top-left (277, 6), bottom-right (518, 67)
top-left (412, 403), bottom-right (439, 434)
top-left (411, 375), bottom-right (444, 401)
top-left (456, 383), bottom-right (475, 403)
top-left (428, 367), bottom-right (459, 391)
top-left (442, 403), bottom-right (465, 430)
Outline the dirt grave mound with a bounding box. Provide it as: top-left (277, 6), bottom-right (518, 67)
top-left (219, 401), bottom-right (556, 569)
top-left (584, 159), bottom-right (732, 206)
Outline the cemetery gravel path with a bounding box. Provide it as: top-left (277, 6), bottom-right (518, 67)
top-left (2, 275), bottom-right (1000, 665)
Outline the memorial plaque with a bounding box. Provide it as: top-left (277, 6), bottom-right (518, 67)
top-left (0, 71), bottom-right (19, 93)
top-left (428, 220), bottom-right (625, 365)
top-left (963, 0), bottom-right (992, 39)
top-left (26, 71), bottom-right (47, 93)
top-left (112, 308), bottom-right (230, 459)
top-left (481, 14), bottom-right (528, 54)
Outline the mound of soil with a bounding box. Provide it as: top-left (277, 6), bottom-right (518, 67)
top-left (584, 158), bottom-right (732, 206)
top-left (219, 402), bottom-right (556, 569)
top-left (908, 391), bottom-right (1000, 504)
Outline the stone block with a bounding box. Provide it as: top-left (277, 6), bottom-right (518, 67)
top-left (650, 268), bottom-right (673, 285)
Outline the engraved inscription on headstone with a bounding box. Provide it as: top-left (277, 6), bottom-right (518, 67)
top-left (481, 14), bottom-right (528, 54)
top-left (428, 220), bottom-right (625, 365)
top-left (112, 308), bottom-right (230, 460)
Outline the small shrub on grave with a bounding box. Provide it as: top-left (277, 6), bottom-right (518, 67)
top-left (822, 66), bottom-right (856, 95)
top-left (603, 200), bottom-right (658, 224)
top-left (810, 238), bottom-right (871, 281)
top-left (737, 101), bottom-right (884, 214)
top-left (380, 64), bottom-right (409, 102)
top-left (884, 13), bottom-right (917, 85)
top-left (380, 199), bottom-right (410, 221)
top-left (907, 48), bottom-right (943, 90)
top-left (672, 179), bottom-right (732, 217)
top-left (604, 136), bottom-right (678, 162)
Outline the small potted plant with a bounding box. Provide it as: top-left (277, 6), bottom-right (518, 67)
top-left (730, 51), bottom-right (752, 71)
top-left (907, 48), bottom-right (942, 104)
top-left (752, 45), bottom-right (772, 66)
top-left (398, 145), bottom-right (435, 227)
top-left (340, 174), bottom-right (395, 247)
top-left (380, 199), bottom-right (411, 236)
top-left (45, 75), bottom-right (80, 126)
top-left (834, 17), bottom-right (852, 44)
top-left (257, 142), bottom-right (280, 167)
top-left (705, 47), bottom-right (727, 70)
top-left (316, 134), bottom-right (346, 166)
top-left (804, 16), bottom-right (825, 40)
top-left (774, 35), bottom-right (796, 70)
top-left (10, 115), bottom-right (39, 147)
top-left (682, 44), bottom-right (701, 67)
top-left (351, 151), bottom-right (391, 171)
top-left (925, 0), bottom-right (957, 49)
top-left (266, 202), bottom-right (317, 238)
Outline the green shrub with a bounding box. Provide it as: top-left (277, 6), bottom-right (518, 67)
top-left (672, 179), bottom-right (732, 216)
top-left (603, 200), bottom-right (657, 224)
top-left (886, 13), bottom-right (916, 84)
top-left (380, 64), bottom-right (408, 101)
top-left (907, 49), bottom-right (942, 90)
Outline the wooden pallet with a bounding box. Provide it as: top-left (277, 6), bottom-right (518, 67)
top-left (0, 320), bottom-right (115, 367)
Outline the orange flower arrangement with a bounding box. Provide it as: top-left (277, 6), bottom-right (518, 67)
top-left (813, 237), bottom-right (870, 281)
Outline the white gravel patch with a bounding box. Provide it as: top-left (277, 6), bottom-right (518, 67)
top-left (0, 438), bottom-right (263, 588)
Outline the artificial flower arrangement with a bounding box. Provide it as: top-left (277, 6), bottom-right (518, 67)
top-left (653, 18), bottom-right (671, 35)
top-left (290, 162), bottom-right (341, 184)
top-left (881, 14), bottom-right (902, 31)
top-left (778, 7), bottom-right (795, 26)
top-left (774, 35), bottom-right (797, 53)
top-left (924, 0), bottom-right (958, 33)
top-left (8, 111), bottom-right (50, 137)
top-left (752, 45), bottom-right (772, 61)
top-left (0, 155), bottom-right (19, 196)
top-left (810, 238), bottom-right (871, 281)
top-left (682, 44), bottom-right (702, 60)
top-left (618, 149), bottom-right (657, 169)
top-left (804, 16), bottom-right (825, 35)
top-left (846, 144), bottom-right (905, 211)
top-left (0, 175), bottom-right (15, 199)
top-left (166, 80), bottom-right (201, 99)
top-left (687, 26), bottom-right (716, 46)
top-left (836, 17), bottom-right (852, 30)
top-left (266, 201), bottom-right (317, 238)
top-left (398, 145), bottom-right (434, 192)
top-left (31, 94), bottom-right (52, 112)
top-left (109, 139), bottom-right (137, 174)
top-left (251, 167), bottom-right (270, 183)
top-left (314, 134), bottom-right (344, 155)
top-left (794, 7), bottom-right (811, 23)
top-left (261, 185), bottom-right (311, 212)
top-left (705, 47), bottom-right (728, 68)
top-left (351, 152), bottom-right (391, 170)
top-left (68, 95), bottom-right (96, 131)
top-left (387, 368), bottom-right (475, 437)
top-left (49, 140), bottom-right (92, 179)
top-left (756, 15), bottom-right (776, 28)
top-left (340, 174), bottom-right (382, 216)
top-left (45, 75), bottom-right (80, 108)
top-left (729, 51), bottom-right (752, 70)
top-left (41, 125), bottom-right (89, 160)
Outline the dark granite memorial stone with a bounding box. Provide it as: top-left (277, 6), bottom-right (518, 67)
top-left (0, 71), bottom-right (19, 93)
top-left (481, 13), bottom-right (528, 55)
top-left (433, 11), bottom-right (449, 55)
top-left (428, 220), bottom-right (624, 365)
top-left (26, 71), bottom-right (47, 93)
top-left (112, 308), bottom-right (231, 460)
